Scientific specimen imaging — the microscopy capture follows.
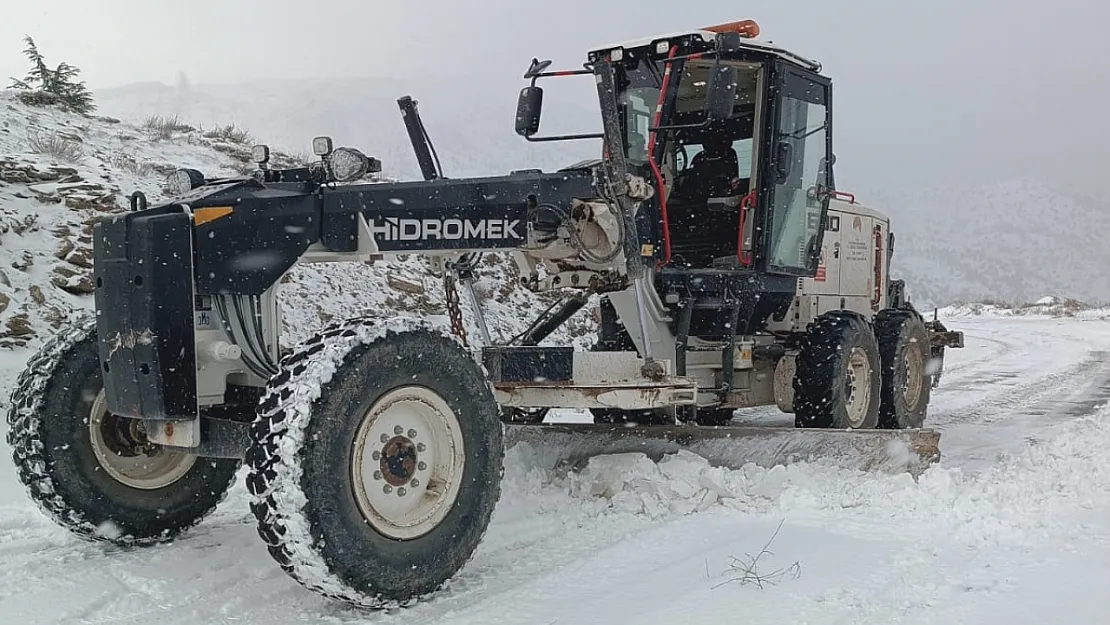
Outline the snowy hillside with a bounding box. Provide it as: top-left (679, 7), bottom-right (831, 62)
top-left (940, 296), bottom-right (1110, 320)
top-left (95, 77), bottom-right (603, 183)
top-left (0, 89), bottom-right (596, 352)
top-left (0, 92), bottom-right (238, 348)
top-left (876, 178), bottom-right (1110, 309)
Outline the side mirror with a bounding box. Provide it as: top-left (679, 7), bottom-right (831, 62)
top-left (704, 65), bottom-right (739, 121)
top-left (515, 86), bottom-right (544, 137)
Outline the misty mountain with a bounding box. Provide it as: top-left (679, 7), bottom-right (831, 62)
top-left (94, 79), bottom-right (1109, 309)
top-left (874, 178), bottom-right (1110, 309)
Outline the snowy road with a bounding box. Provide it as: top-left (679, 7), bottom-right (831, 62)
top-left (3, 312), bottom-right (1110, 624)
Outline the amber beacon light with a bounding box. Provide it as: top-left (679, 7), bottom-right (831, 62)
top-left (701, 19), bottom-right (760, 38)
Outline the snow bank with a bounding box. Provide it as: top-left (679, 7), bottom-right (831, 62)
top-left (940, 297), bottom-right (1110, 320)
top-left (502, 400), bottom-right (1110, 549)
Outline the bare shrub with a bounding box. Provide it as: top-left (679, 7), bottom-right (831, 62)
top-left (143, 114), bottom-right (193, 140)
top-left (27, 129), bottom-right (83, 163)
top-left (203, 123), bottom-right (252, 145)
top-left (109, 152), bottom-right (156, 177)
top-left (15, 90), bottom-right (62, 108)
top-left (228, 161), bottom-right (258, 176)
top-left (712, 520), bottom-right (801, 590)
top-left (287, 150), bottom-right (314, 167)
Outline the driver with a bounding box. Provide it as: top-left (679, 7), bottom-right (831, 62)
top-left (681, 132), bottom-right (739, 201)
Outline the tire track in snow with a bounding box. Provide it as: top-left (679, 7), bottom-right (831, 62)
top-left (934, 332), bottom-right (1016, 382)
top-left (932, 351), bottom-right (1110, 426)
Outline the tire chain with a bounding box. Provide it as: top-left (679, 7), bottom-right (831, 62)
top-left (244, 315), bottom-right (498, 609)
top-left (6, 311), bottom-right (237, 546)
top-left (443, 269), bottom-right (468, 347)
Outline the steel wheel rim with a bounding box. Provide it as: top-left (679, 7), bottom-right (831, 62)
top-left (902, 341), bottom-right (925, 408)
top-left (88, 390), bottom-right (197, 490)
top-left (351, 386), bottom-right (466, 540)
top-left (843, 346), bottom-right (872, 428)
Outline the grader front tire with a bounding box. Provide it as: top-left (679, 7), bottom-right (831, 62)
top-left (245, 318), bottom-right (503, 609)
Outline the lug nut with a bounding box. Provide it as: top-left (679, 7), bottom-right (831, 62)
top-left (372, 451), bottom-right (380, 461)
top-left (397, 487), bottom-right (407, 497)
top-left (410, 478), bottom-right (420, 488)
top-left (373, 470), bottom-right (382, 481)
top-left (394, 425), bottom-right (403, 435)
top-left (380, 434), bottom-right (389, 443)
top-left (407, 429), bottom-right (417, 438)
top-left (417, 443), bottom-right (426, 452)
top-left (383, 485), bottom-right (392, 494)
top-left (417, 461), bottom-right (427, 471)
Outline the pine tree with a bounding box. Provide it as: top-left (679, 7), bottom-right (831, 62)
top-left (8, 35), bottom-right (96, 115)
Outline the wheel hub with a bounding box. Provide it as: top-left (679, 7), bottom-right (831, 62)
top-left (843, 347), bottom-right (872, 428)
top-left (88, 390), bottom-right (196, 490)
top-left (380, 436), bottom-right (418, 487)
top-left (902, 345), bottom-right (925, 407)
top-left (351, 387), bottom-right (465, 541)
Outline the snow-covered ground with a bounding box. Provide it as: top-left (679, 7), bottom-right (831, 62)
top-left (2, 310), bottom-right (1110, 624)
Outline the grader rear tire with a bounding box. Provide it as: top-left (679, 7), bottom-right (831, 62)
top-left (793, 312), bottom-right (881, 430)
top-left (875, 309), bottom-right (932, 429)
top-left (245, 317), bottom-right (503, 609)
top-left (6, 313), bottom-right (240, 546)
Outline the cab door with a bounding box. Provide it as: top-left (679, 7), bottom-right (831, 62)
top-left (761, 64), bottom-right (833, 278)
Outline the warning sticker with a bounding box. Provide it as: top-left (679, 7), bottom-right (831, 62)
top-left (815, 265), bottom-right (827, 282)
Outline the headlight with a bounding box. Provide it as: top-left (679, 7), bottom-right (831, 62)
top-left (163, 168), bottom-right (205, 196)
top-left (327, 147), bottom-right (371, 182)
top-left (312, 136), bottom-right (334, 156)
top-left (251, 144), bottom-right (270, 165)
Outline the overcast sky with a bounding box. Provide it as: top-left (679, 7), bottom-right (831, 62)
top-left (3, 0), bottom-right (1108, 194)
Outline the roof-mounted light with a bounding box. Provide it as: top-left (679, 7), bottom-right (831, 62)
top-left (702, 19), bottom-right (760, 38)
top-left (251, 144), bottom-right (270, 165)
top-left (163, 168), bottom-right (204, 197)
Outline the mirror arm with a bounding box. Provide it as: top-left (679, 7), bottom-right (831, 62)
top-left (524, 133), bottom-right (606, 143)
top-left (533, 69), bottom-right (594, 78)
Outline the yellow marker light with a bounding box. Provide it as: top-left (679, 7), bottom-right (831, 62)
top-left (192, 206), bottom-right (233, 226)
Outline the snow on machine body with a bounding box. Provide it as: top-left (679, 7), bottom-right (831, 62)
top-left (6, 20), bottom-right (963, 609)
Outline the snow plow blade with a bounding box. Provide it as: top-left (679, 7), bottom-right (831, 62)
top-left (502, 424), bottom-right (941, 476)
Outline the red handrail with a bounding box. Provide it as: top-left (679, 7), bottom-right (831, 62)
top-left (647, 45), bottom-right (679, 265)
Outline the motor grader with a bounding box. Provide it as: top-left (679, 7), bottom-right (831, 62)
top-left (6, 19), bottom-right (962, 609)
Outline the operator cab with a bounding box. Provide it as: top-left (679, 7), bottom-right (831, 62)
top-left (603, 25), bottom-right (834, 278)
top-left (516, 21), bottom-right (837, 337)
